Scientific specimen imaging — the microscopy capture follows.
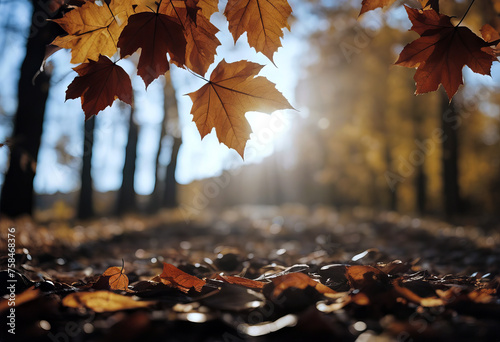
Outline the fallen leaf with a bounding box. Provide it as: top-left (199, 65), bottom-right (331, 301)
top-left (51, 0), bottom-right (133, 63)
top-left (395, 6), bottom-right (497, 99)
top-left (269, 272), bottom-right (336, 298)
top-left (66, 55), bottom-right (133, 119)
top-left (0, 286), bottom-right (40, 312)
top-left (62, 291), bottom-right (152, 312)
top-left (188, 59), bottom-right (293, 157)
top-left (392, 278), bottom-right (444, 307)
top-left (215, 274), bottom-right (266, 290)
top-left (101, 266), bottom-right (129, 291)
top-left (468, 288), bottom-right (497, 304)
top-left (160, 263), bottom-right (206, 293)
top-left (345, 265), bottom-right (387, 289)
top-left (118, 2), bottom-right (187, 87)
top-left (224, 0), bottom-right (292, 61)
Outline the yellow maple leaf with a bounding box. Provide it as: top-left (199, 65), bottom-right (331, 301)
top-left (224, 0), bottom-right (292, 62)
top-left (52, 0), bottom-right (133, 64)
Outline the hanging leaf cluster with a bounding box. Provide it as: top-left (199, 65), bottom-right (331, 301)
top-left (360, 0), bottom-right (500, 100)
top-left (51, 0), bottom-right (293, 157)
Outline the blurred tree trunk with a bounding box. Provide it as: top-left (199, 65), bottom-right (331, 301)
top-left (0, 1), bottom-right (62, 217)
top-left (148, 75), bottom-right (181, 211)
top-left (163, 75), bottom-right (181, 208)
top-left (413, 101), bottom-right (427, 215)
top-left (116, 106), bottom-right (138, 215)
top-left (384, 146), bottom-right (398, 211)
top-left (441, 91), bottom-right (461, 218)
top-left (77, 116), bottom-right (95, 219)
top-left (148, 116), bottom-right (168, 213)
top-left (163, 136), bottom-right (181, 208)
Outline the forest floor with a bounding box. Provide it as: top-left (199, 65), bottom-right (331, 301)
top-left (1, 205), bottom-right (499, 342)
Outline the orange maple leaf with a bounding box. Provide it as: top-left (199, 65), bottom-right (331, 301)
top-left (163, 0), bottom-right (221, 75)
top-left (160, 263), bottom-right (206, 293)
top-left (270, 272), bottom-right (336, 298)
top-left (224, 0), bottom-right (292, 62)
top-left (66, 55), bottom-right (133, 119)
top-left (395, 6), bottom-right (497, 99)
top-left (188, 59), bottom-right (293, 157)
top-left (51, 0), bottom-right (133, 64)
top-left (215, 274), bottom-right (266, 289)
top-left (198, 0), bottom-right (219, 19)
top-left (118, 2), bottom-right (187, 87)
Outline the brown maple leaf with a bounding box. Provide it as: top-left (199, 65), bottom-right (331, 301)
top-left (118, 2), bottom-right (187, 87)
top-left (159, 263), bottom-right (206, 293)
top-left (188, 59), bottom-right (293, 157)
top-left (224, 0), bottom-right (292, 62)
top-left (51, 0), bottom-right (133, 64)
top-left (395, 6), bottom-right (497, 99)
top-left (66, 55), bottom-right (133, 119)
top-left (163, 0), bottom-right (221, 75)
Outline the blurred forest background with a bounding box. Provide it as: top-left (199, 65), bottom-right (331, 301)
top-left (1, 0), bottom-right (500, 223)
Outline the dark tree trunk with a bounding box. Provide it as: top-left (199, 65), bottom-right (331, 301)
top-left (384, 145), bottom-right (398, 211)
top-left (149, 75), bottom-right (182, 212)
top-left (147, 133), bottom-right (167, 214)
top-left (77, 117), bottom-right (95, 219)
top-left (441, 91), bottom-right (461, 218)
top-left (163, 137), bottom-right (181, 208)
top-left (415, 165), bottom-right (427, 215)
top-left (413, 102), bottom-right (427, 215)
top-left (0, 1), bottom-right (63, 217)
top-left (116, 106), bottom-right (138, 215)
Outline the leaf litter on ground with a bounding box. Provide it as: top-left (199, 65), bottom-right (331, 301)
top-left (0, 205), bottom-right (499, 341)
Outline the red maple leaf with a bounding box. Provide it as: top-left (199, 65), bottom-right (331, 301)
top-left (117, 3), bottom-right (187, 87)
top-left (395, 6), bottom-right (497, 99)
top-left (66, 55), bottom-right (133, 119)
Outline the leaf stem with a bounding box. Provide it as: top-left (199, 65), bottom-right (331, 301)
top-left (187, 68), bottom-right (209, 83)
top-left (456, 0), bottom-right (475, 27)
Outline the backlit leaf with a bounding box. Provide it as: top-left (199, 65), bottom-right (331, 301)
top-left (270, 272), bottom-right (336, 298)
top-left (224, 0), bottom-right (292, 61)
top-left (51, 0), bottom-right (133, 63)
top-left (215, 274), bottom-right (266, 289)
top-left (163, 0), bottom-right (221, 75)
top-left (118, 2), bottom-right (187, 87)
top-left (395, 6), bottom-right (497, 99)
top-left (62, 291), bottom-right (152, 312)
top-left (188, 59), bottom-right (293, 157)
top-left (66, 55), bottom-right (133, 119)
top-left (160, 263), bottom-right (206, 293)
top-left (102, 266), bottom-right (129, 291)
